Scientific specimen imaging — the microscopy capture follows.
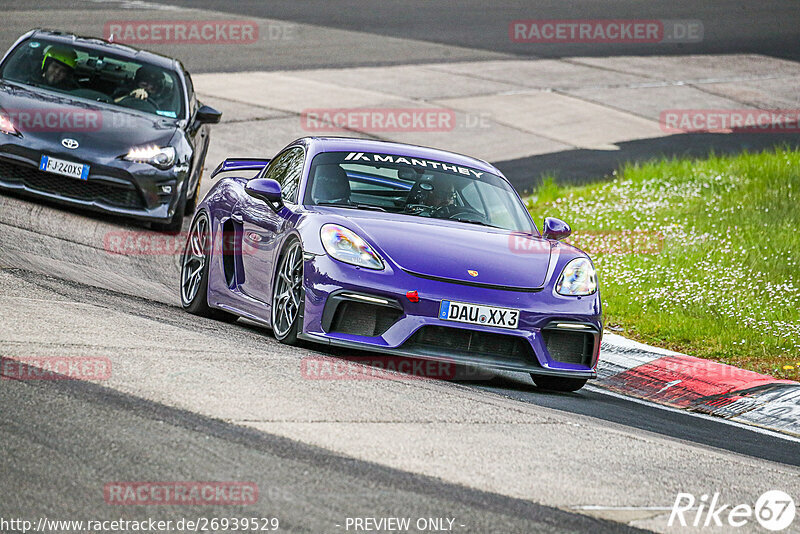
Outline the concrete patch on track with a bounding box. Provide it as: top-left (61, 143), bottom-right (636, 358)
top-left (0, 195), bottom-right (179, 304)
top-left (435, 91), bottom-right (664, 150)
top-left (599, 333), bottom-right (800, 437)
top-left (189, 53), bottom-right (800, 193)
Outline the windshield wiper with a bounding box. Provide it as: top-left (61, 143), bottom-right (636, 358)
top-left (12, 79), bottom-right (42, 88)
top-left (452, 218), bottom-right (503, 229)
top-left (316, 202), bottom-right (387, 212)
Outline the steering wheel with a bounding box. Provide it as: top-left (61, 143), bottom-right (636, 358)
top-left (68, 88), bottom-right (112, 103)
top-left (404, 203), bottom-right (433, 214)
top-left (118, 94), bottom-right (158, 113)
top-left (434, 205), bottom-right (487, 222)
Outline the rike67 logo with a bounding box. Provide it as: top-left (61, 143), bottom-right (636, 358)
top-left (669, 490), bottom-right (796, 531)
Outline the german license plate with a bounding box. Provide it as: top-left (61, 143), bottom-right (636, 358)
top-left (39, 155), bottom-right (89, 180)
top-left (438, 300), bottom-right (519, 329)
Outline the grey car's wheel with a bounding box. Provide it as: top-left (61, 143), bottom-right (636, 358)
top-left (531, 374), bottom-right (588, 392)
top-left (180, 211), bottom-right (236, 322)
top-left (271, 239), bottom-right (303, 345)
top-left (185, 167), bottom-right (204, 215)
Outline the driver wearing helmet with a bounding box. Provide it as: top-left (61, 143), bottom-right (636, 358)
top-left (114, 65), bottom-right (165, 105)
top-left (425, 178), bottom-right (456, 209)
top-left (40, 46), bottom-right (78, 90)
top-left (312, 165), bottom-right (351, 205)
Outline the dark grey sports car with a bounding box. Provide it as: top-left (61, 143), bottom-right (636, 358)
top-left (0, 29), bottom-right (221, 231)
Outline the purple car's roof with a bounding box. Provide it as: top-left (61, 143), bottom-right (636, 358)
top-left (306, 137), bottom-right (503, 177)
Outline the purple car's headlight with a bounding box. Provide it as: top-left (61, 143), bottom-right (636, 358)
top-left (556, 258), bottom-right (597, 296)
top-left (320, 224), bottom-right (384, 270)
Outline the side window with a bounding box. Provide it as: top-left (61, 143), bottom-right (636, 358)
top-left (264, 147), bottom-right (304, 203)
top-left (461, 181), bottom-right (486, 216)
top-left (183, 70), bottom-right (197, 118)
top-left (477, 184), bottom-right (517, 229)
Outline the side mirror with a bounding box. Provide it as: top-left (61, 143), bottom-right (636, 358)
top-left (195, 104), bottom-right (222, 124)
top-left (542, 217), bottom-right (571, 241)
top-left (245, 178), bottom-right (282, 208)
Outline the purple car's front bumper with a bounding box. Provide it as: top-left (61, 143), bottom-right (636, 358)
top-left (299, 253), bottom-right (602, 379)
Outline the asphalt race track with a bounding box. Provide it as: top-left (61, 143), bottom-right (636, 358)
top-left (1, 2), bottom-right (800, 533)
top-left (152, 0), bottom-right (800, 63)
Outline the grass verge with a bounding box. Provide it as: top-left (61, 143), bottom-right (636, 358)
top-left (527, 148), bottom-right (800, 379)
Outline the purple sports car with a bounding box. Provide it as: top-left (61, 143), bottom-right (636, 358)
top-left (180, 137), bottom-right (601, 391)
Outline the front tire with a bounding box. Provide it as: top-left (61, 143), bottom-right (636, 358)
top-left (153, 187), bottom-right (187, 234)
top-left (271, 239), bottom-right (303, 345)
top-left (531, 374), bottom-right (588, 392)
top-left (184, 168), bottom-right (203, 215)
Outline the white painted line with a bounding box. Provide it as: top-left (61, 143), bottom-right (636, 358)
top-left (601, 332), bottom-right (684, 357)
top-left (572, 505), bottom-right (675, 511)
top-left (585, 384), bottom-right (800, 444)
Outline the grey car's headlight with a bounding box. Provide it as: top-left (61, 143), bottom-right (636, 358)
top-left (0, 112), bottom-right (19, 136)
top-left (124, 145), bottom-right (176, 170)
top-left (556, 257), bottom-right (597, 296)
top-left (320, 224), bottom-right (383, 270)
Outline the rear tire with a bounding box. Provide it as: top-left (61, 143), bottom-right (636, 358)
top-left (531, 374), bottom-right (587, 392)
top-left (180, 211), bottom-right (237, 323)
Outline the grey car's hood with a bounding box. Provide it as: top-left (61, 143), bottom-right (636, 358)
top-left (0, 81), bottom-right (177, 156)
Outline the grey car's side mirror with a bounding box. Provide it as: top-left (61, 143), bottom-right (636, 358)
top-left (542, 217), bottom-right (571, 240)
top-left (196, 104), bottom-right (222, 124)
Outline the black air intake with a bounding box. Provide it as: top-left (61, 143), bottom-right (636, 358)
top-left (542, 329), bottom-right (595, 366)
top-left (328, 300), bottom-right (402, 337)
top-left (402, 325), bottom-right (536, 363)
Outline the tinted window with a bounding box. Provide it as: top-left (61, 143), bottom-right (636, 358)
top-left (264, 147), bottom-right (304, 203)
top-left (0, 37), bottom-right (185, 118)
top-left (304, 151), bottom-right (534, 232)
top-left (183, 70), bottom-right (197, 117)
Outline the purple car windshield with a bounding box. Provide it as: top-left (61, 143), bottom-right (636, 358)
top-left (305, 151), bottom-right (535, 233)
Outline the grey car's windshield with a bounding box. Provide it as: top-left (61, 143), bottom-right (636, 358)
top-left (0, 37), bottom-right (184, 119)
top-left (305, 151), bottom-right (535, 233)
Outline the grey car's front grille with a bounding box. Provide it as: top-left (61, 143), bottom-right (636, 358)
top-left (0, 159), bottom-right (144, 208)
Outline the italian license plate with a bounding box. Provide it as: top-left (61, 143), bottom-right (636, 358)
top-left (39, 155), bottom-right (89, 180)
top-left (438, 300), bottom-right (519, 329)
